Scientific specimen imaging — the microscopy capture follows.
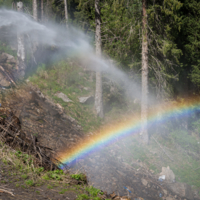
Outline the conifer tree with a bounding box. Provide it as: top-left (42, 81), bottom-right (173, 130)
top-left (95, 0), bottom-right (104, 118)
top-left (17, 1), bottom-right (26, 79)
top-left (141, 0), bottom-right (148, 144)
top-left (64, 0), bottom-right (68, 28)
top-left (33, 0), bottom-right (38, 21)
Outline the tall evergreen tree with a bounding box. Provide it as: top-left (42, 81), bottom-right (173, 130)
top-left (176, 0), bottom-right (200, 94)
top-left (33, 0), bottom-right (38, 21)
top-left (141, 0), bottom-right (148, 144)
top-left (95, 0), bottom-right (103, 118)
top-left (17, 1), bottom-right (26, 79)
top-left (64, 0), bottom-right (68, 28)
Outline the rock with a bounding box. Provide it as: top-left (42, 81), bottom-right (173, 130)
top-left (0, 53), bottom-right (17, 65)
top-left (160, 166), bottom-right (175, 183)
top-left (3, 63), bottom-right (13, 70)
top-left (79, 96), bottom-right (94, 104)
top-left (0, 53), bottom-right (7, 63)
top-left (166, 197), bottom-right (174, 200)
top-left (7, 57), bottom-right (17, 64)
top-left (83, 87), bottom-right (89, 91)
top-left (0, 72), bottom-right (10, 87)
top-left (163, 189), bottom-right (168, 195)
top-left (55, 92), bottom-right (73, 103)
top-left (2, 53), bottom-right (14, 60)
top-left (141, 178), bottom-right (148, 186)
top-left (167, 182), bottom-right (194, 200)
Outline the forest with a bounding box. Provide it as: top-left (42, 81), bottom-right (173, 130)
top-left (0, 0), bottom-right (200, 200)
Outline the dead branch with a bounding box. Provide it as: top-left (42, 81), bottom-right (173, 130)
top-left (0, 65), bottom-right (17, 87)
top-left (0, 188), bottom-right (14, 196)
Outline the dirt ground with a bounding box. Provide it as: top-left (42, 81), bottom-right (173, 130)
top-left (0, 160), bottom-right (80, 200)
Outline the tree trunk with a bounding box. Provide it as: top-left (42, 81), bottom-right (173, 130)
top-left (41, 0), bottom-right (44, 21)
top-left (33, 0), bottom-right (38, 21)
top-left (64, 0), bottom-right (68, 28)
top-left (95, 0), bottom-right (103, 118)
top-left (17, 2), bottom-right (26, 79)
top-left (141, 0), bottom-right (148, 144)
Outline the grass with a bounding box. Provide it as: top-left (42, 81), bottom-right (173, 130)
top-left (0, 141), bottom-right (107, 199)
top-left (71, 173), bottom-right (87, 182)
top-left (29, 61), bottom-right (101, 133)
top-left (116, 129), bottom-right (200, 190)
top-left (0, 41), bottom-right (17, 58)
top-left (76, 186), bottom-right (104, 200)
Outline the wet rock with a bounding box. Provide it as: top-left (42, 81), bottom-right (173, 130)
top-left (167, 182), bottom-right (194, 200)
top-left (0, 53), bottom-right (7, 63)
top-left (0, 72), bottom-right (10, 87)
top-left (163, 189), bottom-right (168, 195)
top-left (141, 178), bottom-right (148, 186)
top-left (160, 166), bottom-right (175, 183)
top-left (3, 63), bottom-right (13, 70)
top-left (2, 53), bottom-right (14, 60)
top-left (165, 197), bottom-right (174, 200)
top-left (78, 96), bottom-right (94, 104)
top-left (55, 92), bottom-right (73, 102)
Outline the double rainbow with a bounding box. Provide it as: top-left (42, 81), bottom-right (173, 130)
top-left (57, 97), bottom-right (200, 168)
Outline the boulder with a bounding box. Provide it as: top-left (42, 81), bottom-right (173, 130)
top-left (55, 92), bottom-right (73, 103)
top-left (2, 53), bottom-right (14, 60)
top-left (167, 182), bottom-right (194, 200)
top-left (0, 72), bottom-right (10, 87)
top-left (79, 96), bottom-right (94, 104)
top-left (0, 53), bottom-right (7, 63)
top-left (141, 178), bottom-right (148, 186)
top-left (2, 53), bottom-right (17, 64)
top-left (7, 57), bottom-right (17, 64)
top-left (2, 63), bottom-right (13, 70)
top-left (160, 166), bottom-right (175, 183)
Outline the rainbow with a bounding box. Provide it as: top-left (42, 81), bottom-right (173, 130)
top-left (57, 97), bottom-right (200, 169)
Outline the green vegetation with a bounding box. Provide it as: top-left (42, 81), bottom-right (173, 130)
top-left (115, 129), bottom-right (200, 189)
top-left (76, 186), bottom-right (104, 200)
top-left (71, 173), bottom-right (87, 182)
top-left (0, 41), bottom-right (17, 57)
top-left (0, 141), bottom-right (105, 199)
top-left (29, 61), bottom-right (101, 133)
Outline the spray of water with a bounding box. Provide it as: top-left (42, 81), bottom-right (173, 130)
top-left (0, 9), bottom-right (145, 101)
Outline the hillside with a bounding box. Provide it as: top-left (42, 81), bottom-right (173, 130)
top-left (0, 51), bottom-right (200, 199)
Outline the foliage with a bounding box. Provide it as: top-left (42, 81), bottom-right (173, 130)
top-left (71, 173), bottom-right (86, 181)
top-left (176, 0), bottom-right (200, 92)
top-left (76, 186), bottom-right (103, 200)
top-left (170, 129), bottom-right (200, 153)
top-left (0, 41), bottom-right (17, 57)
top-left (42, 169), bottom-right (64, 181)
top-left (30, 60), bottom-right (102, 133)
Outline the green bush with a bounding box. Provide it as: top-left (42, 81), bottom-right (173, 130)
top-left (70, 173), bottom-right (87, 182)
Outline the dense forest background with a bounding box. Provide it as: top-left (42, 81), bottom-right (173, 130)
top-left (0, 0), bottom-right (200, 100)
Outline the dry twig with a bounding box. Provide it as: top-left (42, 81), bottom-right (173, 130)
top-left (0, 188), bottom-right (14, 196)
